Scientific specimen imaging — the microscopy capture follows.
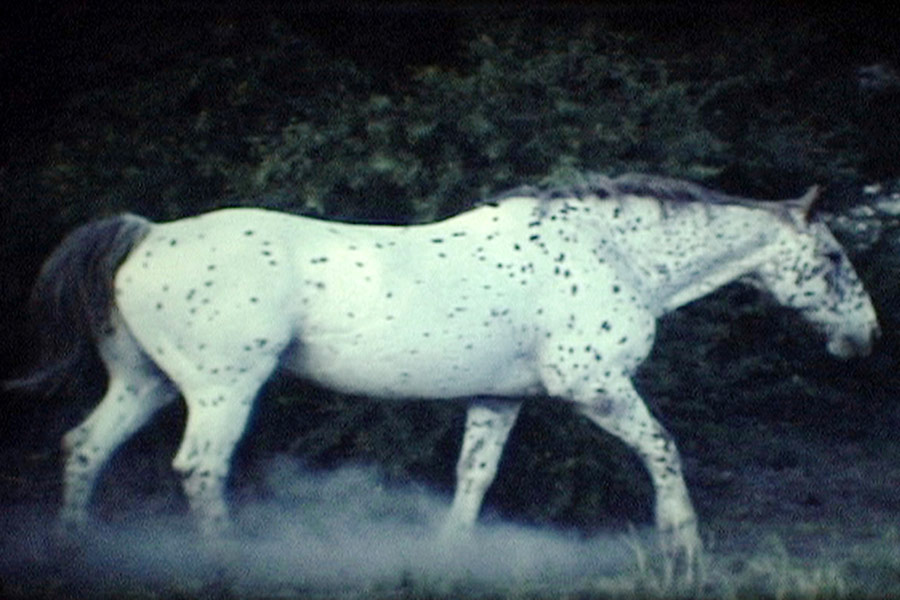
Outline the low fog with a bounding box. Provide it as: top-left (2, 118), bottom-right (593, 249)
top-left (0, 456), bottom-right (637, 597)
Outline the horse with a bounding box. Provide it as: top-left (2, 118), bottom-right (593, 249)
top-left (14, 173), bottom-right (879, 579)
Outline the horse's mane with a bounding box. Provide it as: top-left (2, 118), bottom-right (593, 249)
top-left (482, 172), bottom-right (823, 228)
top-left (487, 172), bottom-right (765, 210)
top-left (481, 173), bottom-right (818, 221)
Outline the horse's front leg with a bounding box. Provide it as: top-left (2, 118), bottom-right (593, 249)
top-left (442, 399), bottom-right (521, 538)
top-left (573, 377), bottom-right (701, 583)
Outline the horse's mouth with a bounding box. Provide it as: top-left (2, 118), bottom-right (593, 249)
top-left (827, 324), bottom-right (880, 358)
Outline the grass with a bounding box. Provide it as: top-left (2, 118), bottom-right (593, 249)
top-left (574, 527), bottom-right (900, 600)
top-left (2, 507), bottom-right (900, 599)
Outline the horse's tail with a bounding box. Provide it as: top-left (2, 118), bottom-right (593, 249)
top-left (7, 214), bottom-right (153, 394)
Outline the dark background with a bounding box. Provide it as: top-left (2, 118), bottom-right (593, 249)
top-left (2, 2), bottom-right (900, 597)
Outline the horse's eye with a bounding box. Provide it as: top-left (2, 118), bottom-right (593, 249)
top-left (825, 251), bottom-right (842, 266)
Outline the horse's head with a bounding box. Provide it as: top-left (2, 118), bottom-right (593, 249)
top-left (753, 187), bottom-right (880, 358)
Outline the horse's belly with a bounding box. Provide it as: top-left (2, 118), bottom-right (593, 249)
top-left (290, 332), bottom-right (542, 399)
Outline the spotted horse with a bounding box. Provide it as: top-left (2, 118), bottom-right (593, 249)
top-left (16, 173), bottom-right (878, 579)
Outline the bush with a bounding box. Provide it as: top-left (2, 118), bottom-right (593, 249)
top-left (243, 20), bottom-right (729, 223)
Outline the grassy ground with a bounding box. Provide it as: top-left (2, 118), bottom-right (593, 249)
top-left (1, 421), bottom-right (899, 599)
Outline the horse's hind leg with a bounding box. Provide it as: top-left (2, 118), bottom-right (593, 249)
top-left (442, 399), bottom-right (521, 537)
top-left (60, 331), bottom-right (176, 531)
top-left (170, 361), bottom-right (276, 536)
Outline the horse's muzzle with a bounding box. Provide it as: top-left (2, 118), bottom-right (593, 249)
top-left (827, 324), bottom-right (881, 359)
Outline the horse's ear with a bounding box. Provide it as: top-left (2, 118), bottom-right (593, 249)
top-left (783, 185), bottom-right (820, 226)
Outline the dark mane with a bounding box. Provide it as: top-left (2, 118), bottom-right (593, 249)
top-left (486, 172), bottom-right (766, 209)
top-left (610, 173), bottom-right (749, 205)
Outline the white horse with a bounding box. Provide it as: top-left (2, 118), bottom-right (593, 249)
top-left (16, 173), bottom-right (878, 577)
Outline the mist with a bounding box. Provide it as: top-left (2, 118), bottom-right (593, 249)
top-left (0, 455), bottom-right (638, 598)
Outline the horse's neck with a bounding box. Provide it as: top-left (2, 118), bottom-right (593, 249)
top-left (592, 201), bottom-right (784, 315)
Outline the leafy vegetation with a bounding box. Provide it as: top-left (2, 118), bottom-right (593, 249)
top-left (15, 11), bottom-right (888, 230)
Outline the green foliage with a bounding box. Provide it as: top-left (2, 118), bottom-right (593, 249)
top-left (243, 21), bottom-right (729, 222)
top-left (24, 13), bottom-right (881, 230)
top-left (658, 14), bottom-right (870, 194)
